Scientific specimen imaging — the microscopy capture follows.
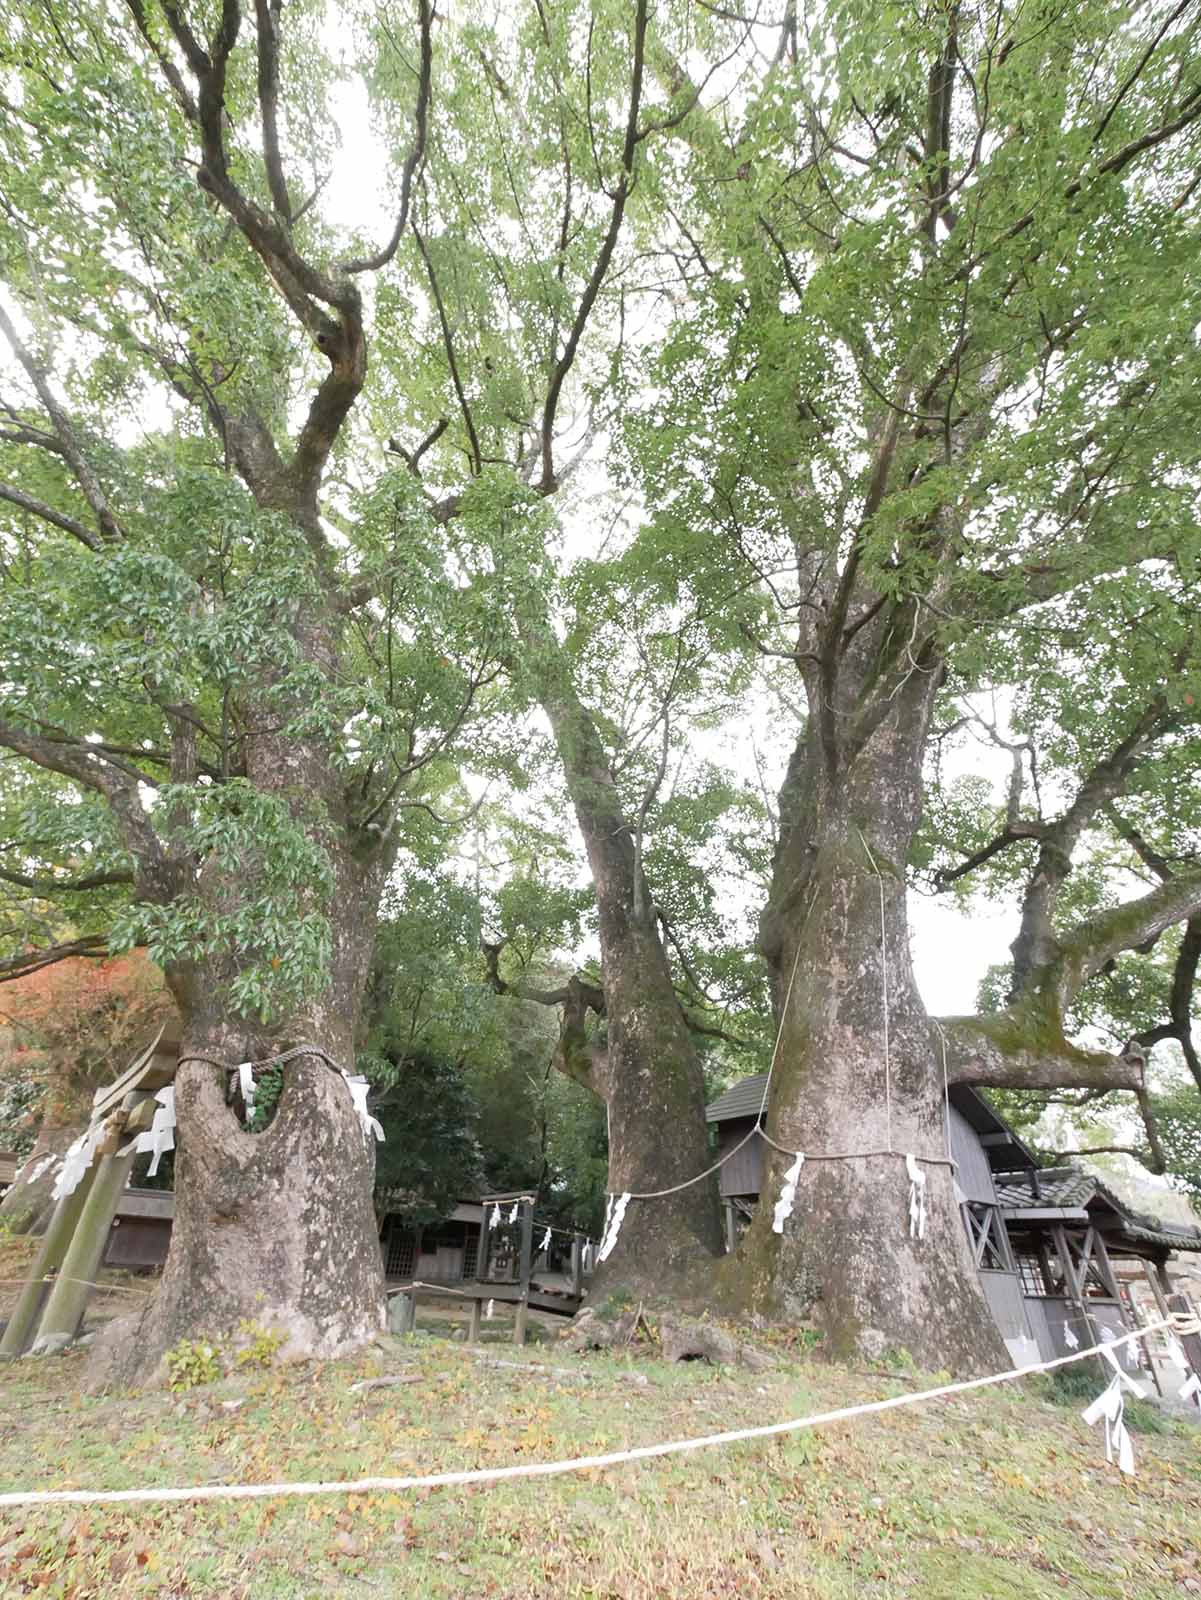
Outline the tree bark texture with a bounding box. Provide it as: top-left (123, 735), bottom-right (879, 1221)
top-left (533, 630), bottom-right (723, 1292)
top-left (87, 611), bottom-right (394, 1384)
top-left (90, 848), bottom-right (388, 1386)
top-left (726, 682), bottom-right (1008, 1374)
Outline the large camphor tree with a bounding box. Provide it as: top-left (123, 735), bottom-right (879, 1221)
top-left (0, 0), bottom-right (704, 1376)
top-left (622, 0), bottom-right (1201, 1368)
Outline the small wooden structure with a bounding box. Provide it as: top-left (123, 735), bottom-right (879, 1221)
top-left (103, 1186), bottom-right (174, 1268)
top-left (994, 1165), bottom-right (1201, 1390)
top-left (0, 1149), bottom-right (18, 1196)
top-left (0, 1026), bottom-right (177, 1359)
top-left (385, 1191), bottom-right (593, 1345)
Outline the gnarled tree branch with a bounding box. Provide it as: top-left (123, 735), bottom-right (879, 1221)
top-left (937, 1013), bottom-right (1145, 1093)
top-left (1009, 696), bottom-right (1175, 996)
top-left (0, 934), bottom-right (109, 983)
top-left (482, 939), bottom-right (609, 1096)
top-left (0, 717), bottom-right (174, 900)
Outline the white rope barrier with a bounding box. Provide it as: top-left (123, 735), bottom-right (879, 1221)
top-left (0, 1277), bottom-right (151, 1297)
top-left (1, 1316), bottom-right (1194, 1511)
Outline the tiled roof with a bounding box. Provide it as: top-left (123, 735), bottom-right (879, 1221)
top-left (706, 1072), bottom-right (769, 1123)
top-left (994, 1170), bottom-right (1096, 1210)
top-left (996, 1166), bottom-right (1201, 1252)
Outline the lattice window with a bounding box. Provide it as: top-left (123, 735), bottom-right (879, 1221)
top-left (463, 1234), bottom-right (478, 1282)
top-left (384, 1224), bottom-right (417, 1280)
top-left (1015, 1252), bottom-right (1049, 1297)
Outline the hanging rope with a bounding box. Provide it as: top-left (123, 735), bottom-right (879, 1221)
top-left (855, 827), bottom-right (894, 1154)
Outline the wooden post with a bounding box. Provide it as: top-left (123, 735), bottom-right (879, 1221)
top-left (468, 1296), bottom-right (482, 1343)
top-left (723, 1200), bottom-right (736, 1256)
top-left (29, 1142), bottom-right (140, 1354)
top-left (387, 1292), bottom-right (416, 1334)
top-left (1053, 1224), bottom-right (1102, 1370)
top-left (514, 1197), bottom-right (534, 1346)
top-left (1167, 1287), bottom-right (1201, 1381)
top-left (1144, 1257), bottom-right (1173, 1322)
top-left (1035, 1239), bottom-right (1058, 1296)
top-left (570, 1234), bottom-right (583, 1300)
top-left (517, 1198), bottom-right (534, 1292)
top-left (1145, 1254), bottom-right (1177, 1382)
top-left (1087, 1229), bottom-right (1156, 1391)
top-left (0, 1162), bottom-right (101, 1360)
top-left (1137, 1258), bottom-right (1172, 1395)
top-left (477, 1204), bottom-right (491, 1284)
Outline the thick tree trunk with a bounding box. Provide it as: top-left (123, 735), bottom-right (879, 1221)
top-left (89, 697), bottom-right (390, 1386)
top-left (724, 712), bottom-right (1007, 1375)
top-left (89, 896), bottom-right (386, 1385)
top-left (529, 625), bottom-right (722, 1294)
top-left (590, 911), bottom-right (723, 1291)
top-left (92, 1039), bottom-right (382, 1388)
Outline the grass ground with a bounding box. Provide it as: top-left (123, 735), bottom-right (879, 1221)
top-left (2, 1241), bottom-right (1200, 1598)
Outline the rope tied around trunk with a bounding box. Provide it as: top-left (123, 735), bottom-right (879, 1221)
top-left (177, 1041), bottom-right (345, 1074)
top-left (178, 1043), bottom-right (384, 1146)
top-left (599, 857), bottom-right (955, 1258)
top-left (49, 1045), bottom-right (385, 1207)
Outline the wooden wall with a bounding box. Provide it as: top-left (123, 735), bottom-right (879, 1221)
top-left (948, 1106), bottom-right (997, 1204)
top-left (717, 1122), bottom-right (765, 1198)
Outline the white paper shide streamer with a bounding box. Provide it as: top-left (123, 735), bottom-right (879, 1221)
top-left (905, 1153), bottom-right (926, 1240)
top-left (771, 1154), bottom-right (805, 1235)
top-left (1099, 1325), bottom-right (1138, 1374)
top-left (1082, 1360), bottom-right (1142, 1476)
top-left (507, 1203), bottom-right (519, 1226)
top-left (52, 1124), bottom-right (104, 1202)
top-left (1179, 1372), bottom-right (1201, 1406)
top-left (16, 1153), bottom-right (56, 1189)
top-left (1063, 1324), bottom-right (1079, 1350)
top-left (539, 1227), bottom-right (552, 1252)
top-left (235, 1062), bottom-right (256, 1124)
top-left (487, 1205), bottom-right (499, 1231)
top-left (597, 1193), bottom-right (630, 1263)
top-left (117, 1086), bottom-right (177, 1177)
top-left (340, 1072), bottom-right (384, 1145)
